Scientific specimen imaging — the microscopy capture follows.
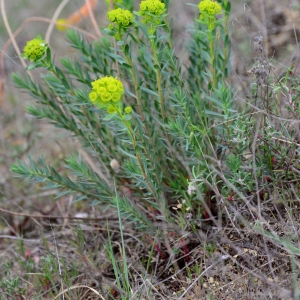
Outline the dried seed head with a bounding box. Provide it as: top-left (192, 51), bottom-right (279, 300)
top-left (110, 159), bottom-right (120, 171)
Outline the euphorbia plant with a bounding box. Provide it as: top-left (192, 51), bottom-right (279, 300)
top-left (11, 0), bottom-right (233, 232)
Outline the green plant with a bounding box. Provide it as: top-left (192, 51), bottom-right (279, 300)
top-left (11, 0), bottom-right (284, 295)
top-left (11, 0), bottom-right (232, 232)
top-left (0, 276), bottom-right (26, 299)
top-left (4, 0), bottom-right (300, 298)
top-left (0, 261), bottom-right (26, 299)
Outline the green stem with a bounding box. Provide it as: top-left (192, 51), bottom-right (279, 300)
top-left (149, 33), bottom-right (186, 208)
top-left (116, 109), bottom-right (159, 202)
top-left (223, 1), bottom-right (230, 78)
top-left (206, 22), bottom-right (218, 150)
top-left (150, 38), bottom-right (166, 122)
top-left (208, 29), bottom-right (217, 89)
top-left (118, 50), bottom-right (163, 193)
top-left (120, 44), bottom-right (164, 201)
top-left (122, 46), bottom-right (146, 123)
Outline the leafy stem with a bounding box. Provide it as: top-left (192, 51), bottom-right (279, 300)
top-left (207, 28), bottom-right (216, 89)
top-left (115, 109), bottom-right (159, 202)
top-left (122, 44), bottom-right (146, 123)
top-left (150, 37), bottom-right (166, 122)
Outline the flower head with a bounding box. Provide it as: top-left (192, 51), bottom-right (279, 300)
top-left (198, 0), bottom-right (221, 16)
top-left (198, 0), bottom-right (221, 28)
top-left (107, 105), bottom-right (117, 114)
top-left (139, 0), bottom-right (165, 27)
top-left (125, 106), bottom-right (132, 113)
top-left (23, 36), bottom-right (46, 62)
top-left (139, 0), bottom-right (165, 15)
top-left (89, 76), bottom-right (124, 112)
top-left (108, 8), bottom-right (134, 27)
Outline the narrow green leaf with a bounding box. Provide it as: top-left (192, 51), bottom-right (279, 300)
top-left (140, 86), bottom-right (159, 97)
top-left (103, 113), bottom-right (117, 121)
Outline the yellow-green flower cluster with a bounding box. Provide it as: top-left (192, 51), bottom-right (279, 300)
top-left (108, 8), bottom-right (134, 27)
top-left (198, 0), bottom-right (221, 15)
top-left (198, 0), bottom-right (221, 20)
top-left (198, 0), bottom-right (221, 30)
top-left (139, 0), bottom-right (165, 27)
top-left (89, 76), bottom-right (124, 113)
top-left (139, 0), bottom-right (165, 15)
top-left (23, 37), bottom-right (46, 62)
